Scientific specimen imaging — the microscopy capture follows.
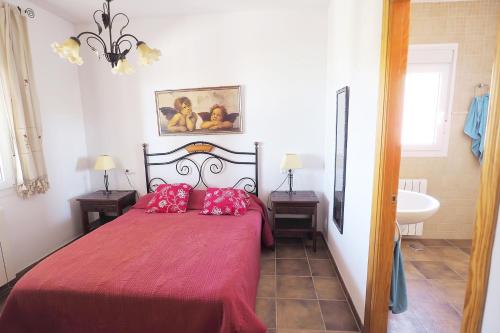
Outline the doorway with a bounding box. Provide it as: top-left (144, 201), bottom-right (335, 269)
top-left (363, 0), bottom-right (500, 332)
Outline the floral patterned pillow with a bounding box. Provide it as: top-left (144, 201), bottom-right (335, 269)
top-left (200, 188), bottom-right (250, 216)
top-left (145, 183), bottom-right (193, 214)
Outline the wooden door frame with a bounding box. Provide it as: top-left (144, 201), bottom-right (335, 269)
top-left (363, 1), bottom-right (410, 332)
top-left (461, 15), bottom-right (500, 333)
top-left (363, 1), bottom-right (500, 332)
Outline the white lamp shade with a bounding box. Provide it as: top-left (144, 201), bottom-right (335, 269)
top-left (280, 154), bottom-right (303, 171)
top-left (51, 38), bottom-right (83, 65)
top-left (137, 42), bottom-right (161, 66)
top-left (94, 155), bottom-right (116, 171)
top-left (111, 59), bottom-right (135, 75)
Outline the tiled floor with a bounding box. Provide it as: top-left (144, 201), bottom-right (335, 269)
top-left (388, 238), bottom-right (471, 333)
top-left (257, 237), bottom-right (360, 333)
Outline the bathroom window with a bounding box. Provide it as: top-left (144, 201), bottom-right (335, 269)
top-left (401, 44), bottom-right (457, 157)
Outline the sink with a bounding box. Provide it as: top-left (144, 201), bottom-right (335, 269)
top-left (396, 190), bottom-right (440, 225)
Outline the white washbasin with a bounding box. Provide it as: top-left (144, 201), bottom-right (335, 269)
top-left (396, 190), bottom-right (440, 225)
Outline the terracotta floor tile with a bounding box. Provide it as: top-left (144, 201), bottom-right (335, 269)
top-left (427, 246), bottom-right (470, 262)
top-left (447, 239), bottom-right (472, 248)
top-left (388, 310), bottom-right (426, 333)
top-left (404, 262), bottom-right (425, 279)
top-left (309, 260), bottom-right (336, 277)
top-left (412, 300), bottom-right (461, 333)
top-left (313, 277), bottom-right (345, 300)
top-left (452, 302), bottom-right (464, 315)
top-left (459, 247), bottom-right (471, 255)
top-left (406, 279), bottom-right (441, 303)
top-left (419, 239), bottom-right (452, 247)
top-left (319, 300), bottom-right (358, 331)
top-left (444, 258), bottom-right (469, 280)
top-left (401, 239), bottom-right (467, 332)
top-left (256, 298), bottom-right (276, 329)
top-left (402, 239), bottom-right (425, 250)
top-left (429, 279), bottom-right (466, 306)
top-left (306, 246), bottom-right (330, 259)
top-left (262, 248), bottom-right (276, 260)
top-left (412, 261), bottom-right (462, 280)
top-left (401, 246), bottom-right (435, 261)
top-left (277, 243), bottom-right (306, 259)
top-left (277, 299), bottom-right (324, 330)
top-left (304, 237), bottom-right (328, 249)
top-left (257, 275), bottom-right (276, 298)
top-left (261, 259), bottom-right (276, 275)
top-left (277, 259), bottom-right (311, 276)
top-left (277, 276), bottom-right (316, 299)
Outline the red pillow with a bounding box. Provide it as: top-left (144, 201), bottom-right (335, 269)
top-left (200, 188), bottom-right (250, 216)
top-left (145, 183), bottom-right (193, 213)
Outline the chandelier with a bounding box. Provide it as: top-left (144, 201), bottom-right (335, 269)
top-left (51, 0), bottom-right (161, 75)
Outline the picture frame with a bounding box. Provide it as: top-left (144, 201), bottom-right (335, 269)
top-left (333, 86), bottom-right (350, 234)
top-left (155, 85), bottom-right (243, 136)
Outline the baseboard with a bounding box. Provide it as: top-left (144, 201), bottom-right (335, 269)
top-left (0, 233), bottom-right (83, 299)
top-left (320, 232), bottom-right (364, 331)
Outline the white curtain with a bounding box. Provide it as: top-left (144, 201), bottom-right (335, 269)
top-left (0, 4), bottom-right (48, 198)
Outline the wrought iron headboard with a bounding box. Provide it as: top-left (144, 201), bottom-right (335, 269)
top-left (143, 141), bottom-right (259, 196)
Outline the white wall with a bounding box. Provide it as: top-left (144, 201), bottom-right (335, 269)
top-left (78, 9), bottom-right (328, 211)
top-left (0, 0), bottom-right (89, 276)
top-left (323, 0), bottom-right (384, 322)
top-left (482, 208), bottom-right (500, 332)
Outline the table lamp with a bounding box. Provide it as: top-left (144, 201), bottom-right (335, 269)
top-left (280, 154), bottom-right (303, 194)
top-left (94, 155), bottom-right (115, 194)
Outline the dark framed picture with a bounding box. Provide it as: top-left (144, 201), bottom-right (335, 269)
top-left (333, 86), bottom-right (349, 234)
top-left (155, 85), bottom-right (243, 136)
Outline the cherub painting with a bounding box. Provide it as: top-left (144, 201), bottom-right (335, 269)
top-left (160, 97), bottom-right (198, 133)
top-left (198, 105), bottom-right (240, 130)
top-left (156, 86), bottom-right (242, 136)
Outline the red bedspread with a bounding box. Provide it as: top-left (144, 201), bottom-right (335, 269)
top-left (0, 196), bottom-right (274, 333)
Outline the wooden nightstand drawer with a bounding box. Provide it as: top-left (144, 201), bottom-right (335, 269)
top-left (270, 191), bottom-right (320, 251)
top-left (76, 190), bottom-right (136, 234)
top-left (275, 205), bottom-right (315, 215)
top-left (81, 203), bottom-right (116, 212)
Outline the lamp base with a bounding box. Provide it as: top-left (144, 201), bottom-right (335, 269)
top-left (287, 169), bottom-right (296, 195)
top-left (103, 170), bottom-right (111, 195)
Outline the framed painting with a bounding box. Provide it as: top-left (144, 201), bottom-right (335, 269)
top-left (155, 86), bottom-right (243, 136)
top-left (333, 86), bottom-right (349, 234)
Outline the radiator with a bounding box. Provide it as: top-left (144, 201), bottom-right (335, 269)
top-left (398, 178), bottom-right (427, 236)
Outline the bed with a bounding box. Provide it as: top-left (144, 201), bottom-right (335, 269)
top-left (0, 142), bottom-right (273, 333)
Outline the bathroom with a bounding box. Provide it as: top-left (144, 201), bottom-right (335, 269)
top-left (388, 0), bottom-right (497, 332)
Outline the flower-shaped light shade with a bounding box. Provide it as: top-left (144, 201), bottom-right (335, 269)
top-left (137, 42), bottom-right (161, 66)
top-left (51, 37), bottom-right (83, 65)
top-left (111, 59), bottom-right (135, 75)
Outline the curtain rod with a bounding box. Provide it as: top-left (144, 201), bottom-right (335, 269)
top-left (17, 6), bottom-right (35, 19)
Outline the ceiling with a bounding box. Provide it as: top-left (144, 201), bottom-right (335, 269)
top-left (30, 0), bottom-right (330, 24)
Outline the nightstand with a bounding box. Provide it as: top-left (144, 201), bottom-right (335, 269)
top-left (270, 191), bottom-right (320, 251)
top-left (76, 190), bottom-right (136, 234)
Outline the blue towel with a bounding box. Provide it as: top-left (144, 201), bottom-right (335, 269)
top-left (464, 94), bottom-right (489, 162)
top-left (389, 239), bottom-right (408, 314)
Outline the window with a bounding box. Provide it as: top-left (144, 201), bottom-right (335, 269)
top-left (401, 44), bottom-right (457, 157)
top-left (0, 86), bottom-right (14, 190)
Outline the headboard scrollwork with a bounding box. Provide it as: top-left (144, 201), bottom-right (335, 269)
top-left (143, 141), bottom-right (259, 196)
